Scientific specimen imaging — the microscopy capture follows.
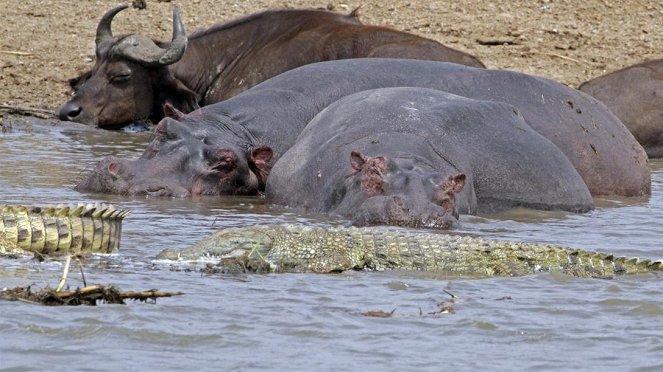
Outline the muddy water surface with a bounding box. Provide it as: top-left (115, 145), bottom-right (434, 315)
top-left (1, 119), bottom-right (662, 371)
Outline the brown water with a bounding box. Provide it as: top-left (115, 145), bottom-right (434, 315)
top-left (1, 119), bottom-right (662, 371)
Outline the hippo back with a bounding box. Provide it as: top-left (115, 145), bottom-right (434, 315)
top-left (579, 59), bottom-right (663, 158)
top-left (267, 87), bottom-right (594, 215)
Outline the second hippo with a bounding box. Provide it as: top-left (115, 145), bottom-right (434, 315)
top-left (266, 88), bottom-right (593, 228)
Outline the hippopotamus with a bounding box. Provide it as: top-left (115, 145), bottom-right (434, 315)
top-left (266, 87), bottom-right (593, 228)
top-left (75, 58), bottom-right (650, 198)
top-left (579, 59), bottom-right (663, 158)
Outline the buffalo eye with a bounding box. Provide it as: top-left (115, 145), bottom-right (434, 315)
top-left (109, 73), bottom-right (131, 84)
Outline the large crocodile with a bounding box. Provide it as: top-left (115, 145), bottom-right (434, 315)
top-left (0, 204), bottom-right (129, 256)
top-left (156, 224), bottom-right (663, 279)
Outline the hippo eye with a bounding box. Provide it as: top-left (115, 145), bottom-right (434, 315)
top-left (437, 195), bottom-right (453, 210)
top-left (154, 122), bottom-right (178, 141)
top-left (145, 144), bottom-right (159, 159)
top-left (206, 148), bottom-right (237, 174)
top-left (210, 157), bottom-right (234, 172)
top-left (109, 73), bottom-right (131, 84)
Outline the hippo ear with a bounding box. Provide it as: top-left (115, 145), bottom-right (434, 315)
top-left (248, 146), bottom-right (273, 188)
top-left (107, 160), bottom-right (124, 177)
top-left (347, 150), bottom-right (388, 179)
top-left (108, 162), bottom-right (119, 175)
top-left (350, 150), bottom-right (368, 174)
top-left (435, 173), bottom-right (466, 211)
top-left (442, 174), bottom-right (466, 194)
top-left (163, 102), bottom-right (185, 120)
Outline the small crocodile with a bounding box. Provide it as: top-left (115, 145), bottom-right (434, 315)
top-left (156, 224), bottom-right (663, 279)
top-left (0, 204), bottom-right (130, 256)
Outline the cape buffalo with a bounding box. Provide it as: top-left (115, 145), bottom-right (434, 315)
top-left (75, 59), bottom-right (649, 199)
top-left (579, 59), bottom-right (663, 158)
top-left (266, 87), bottom-right (593, 228)
top-left (58, 5), bottom-right (484, 129)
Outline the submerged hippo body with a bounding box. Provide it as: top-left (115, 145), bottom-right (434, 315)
top-left (579, 59), bottom-right (663, 158)
top-left (266, 88), bottom-right (593, 228)
top-left (76, 59), bottom-right (650, 198)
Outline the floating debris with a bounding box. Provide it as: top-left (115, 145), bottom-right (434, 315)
top-left (0, 285), bottom-right (183, 306)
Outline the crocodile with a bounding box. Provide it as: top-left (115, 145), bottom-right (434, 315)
top-left (156, 224), bottom-right (663, 279)
top-left (0, 204), bottom-right (130, 256)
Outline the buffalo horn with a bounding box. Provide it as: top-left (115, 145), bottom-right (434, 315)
top-left (95, 4), bottom-right (129, 47)
top-left (114, 6), bottom-right (188, 66)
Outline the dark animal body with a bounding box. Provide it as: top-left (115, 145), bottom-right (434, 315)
top-left (58, 5), bottom-right (484, 129)
top-left (579, 59), bottom-right (663, 158)
top-left (75, 58), bottom-right (650, 201)
top-left (266, 87), bottom-right (593, 228)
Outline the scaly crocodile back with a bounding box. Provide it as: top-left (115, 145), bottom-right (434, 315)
top-left (0, 204), bottom-right (130, 256)
top-left (161, 225), bottom-right (663, 278)
top-left (261, 225), bottom-right (663, 277)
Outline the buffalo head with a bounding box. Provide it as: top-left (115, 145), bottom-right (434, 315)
top-left (59, 5), bottom-right (195, 129)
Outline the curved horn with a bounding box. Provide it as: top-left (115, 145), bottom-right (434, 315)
top-left (158, 6), bottom-right (188, 65)
top-left (113, 6), bottom-right (187, 66)
top-left (95, 4), bottom-right (129, 47)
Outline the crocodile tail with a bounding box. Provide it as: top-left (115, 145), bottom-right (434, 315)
top-left (571, 251), bottom-right (663, 276)
top-left (649, 260), bottom-right (663, 271)
top-left (0, 204), bottom-right (130, 255)
top-left (611, 255), bottom-right (663, 274)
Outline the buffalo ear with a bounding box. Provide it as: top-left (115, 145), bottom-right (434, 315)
top-left (249, 146), bottom-right (273, 189)
top-left (163, 102), bottom-right (185, 120)
top-left (156, 71), bottom-right (200, 117)
top-left (69, 70), bottom-right (92, 91)
top-left (172, 79), bottom-right (200, 112)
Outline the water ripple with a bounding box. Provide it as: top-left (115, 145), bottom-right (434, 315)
top-left (1, 125), bottom-right (663, 370)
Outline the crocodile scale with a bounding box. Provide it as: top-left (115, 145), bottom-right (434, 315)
top-left (0, 204), bottom-right (129, 256)
top-left (157, 224), bottom-right (663, 278)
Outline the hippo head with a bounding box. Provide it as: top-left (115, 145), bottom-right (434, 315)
top-left (75, 110), bottom-right (273, 197)
top-left (331, 151), bottom-right (466, 229)
top-left (59, 5), bottom-right (197, 129)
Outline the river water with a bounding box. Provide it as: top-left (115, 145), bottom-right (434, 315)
top-left (1, 118), bottom-right (662, 371)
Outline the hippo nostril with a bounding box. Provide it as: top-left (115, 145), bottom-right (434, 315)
top-left (389, 196), bottom-right (407, 211)
top-left (58, 103), bottom-right (82, 121)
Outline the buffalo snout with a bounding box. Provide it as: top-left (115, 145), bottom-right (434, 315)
top-left (59, 102), bottom-right (83, 122)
